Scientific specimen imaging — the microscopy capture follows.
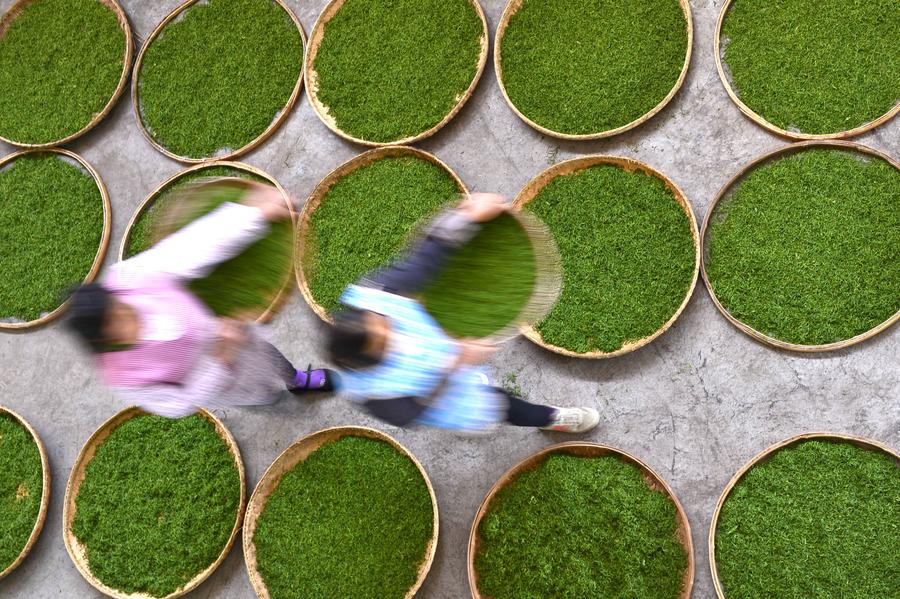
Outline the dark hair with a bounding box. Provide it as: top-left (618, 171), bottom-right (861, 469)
top-left (66, 283), bottom-right (112, 352)
top-left (327, 309), bottom-right (381, 370)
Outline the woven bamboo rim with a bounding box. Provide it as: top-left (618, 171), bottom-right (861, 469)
top-left (708, 432), bottom-right (900, 599)
top-left (0, 148), bottom-right (112, 332)
top-left (494, 0), bottom-right (693, 141)
top-left (243, 425), bottom-right (439, 599)
top-left (118, 161), bottom-right (296, 324)
top-left (304, 0), bottom-right (489, 147)
top-left (0, 0), bottom-right (133, 148)
top-left (296, 145), bottom-right (468, 322)
top-left (468, 442), bottom-right (694, 599)
top-left (512, 155), bottom-right (701, 358)
top-left (0, 406), bottom-right (50, 581)
top-left (700, 140), bottom-right (900, 352)
top-left (715, 0), bottom-right (900, 141)
top-left (63, 407), bottom-right (246, 599)
top-left (131, 0), bottom-right (306, 164)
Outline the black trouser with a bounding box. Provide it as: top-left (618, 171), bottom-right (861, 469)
top-left (501, 390), bottom-right (555, 427)
top-left (364, 388), bottom-right (556, 428)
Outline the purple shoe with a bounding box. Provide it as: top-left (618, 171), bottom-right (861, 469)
top-left (289, 365), bottom-right (339, 394)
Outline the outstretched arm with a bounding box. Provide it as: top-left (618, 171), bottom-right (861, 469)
top-left (113, 356), bottom-right (234, 419)
top-left (365, 193), bottom-right (506, 296)
top-left (125, 186), bottom-right (289, 281)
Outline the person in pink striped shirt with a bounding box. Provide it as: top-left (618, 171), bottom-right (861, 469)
top-left (65, 185), bottom-right (336, 418)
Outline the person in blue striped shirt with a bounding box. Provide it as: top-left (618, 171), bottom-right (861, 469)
top-left (327, 193), bottom-right (599, 434)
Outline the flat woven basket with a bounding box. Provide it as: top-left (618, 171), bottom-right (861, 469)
top-left (304, 0), bottom-right (489, 146)
top-left (708, 432), bottom-right (900, 599)
top-left (0, 0), bottom-right (133, 148)
top-left (131, 0), bottom-right (306, 163)
top-left (494, 0), bottom-right (693, 140)
top-left (467, 441), bottom-right (695, 598)
top-left (243, 426), bottom-right (440, 599)
top-left (512, 154), bottom-right (701, 358)
top-left (62, 407), bottom-right (246, 599)
top-left (118, 162), bottom-right (296, 324)
top-left (0, 406), bottom-right (50, 581)
top-left (0, 148), bottom-right (112, 332)
top-left (714, 0), bottom-right (900, 141)
top-left (404, 201), bottom-right (563, 344)
top-left (700, 139), bottom-right (900, 352)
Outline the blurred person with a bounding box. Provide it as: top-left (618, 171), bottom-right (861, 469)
top-left (66, 184), bottom-right (337, 418)
top-left (326, 193), bottom-right (599, 434)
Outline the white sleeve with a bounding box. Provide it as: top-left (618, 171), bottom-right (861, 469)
top-left (125, 202), bottom-right (271, 281)
top-left (113, 358), bottom-right (234, 419)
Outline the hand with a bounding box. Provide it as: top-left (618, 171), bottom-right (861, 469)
top-left (243, 185), bottom-right (291, 222)
top-left (460, 193), bottom-right (508, 223)
top-left (214, 318), bottom-right (248, 364)
top-left (456, 339), bottom-right (497, 366)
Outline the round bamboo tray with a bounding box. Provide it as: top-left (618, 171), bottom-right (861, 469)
top-left (512, 155), bottom-right (701, 358)
top-left (0, 148), bottom-right (112, 332)
top-left (714, 0), bottom-right (900, 141)
top-left (0, 406), bottom-right (50, 581)
top-left (296, 145), bottom-right (468, 322)
top-left (118, 161), bottom-right (296, 324)
top-left (406, 205), bottom-right (563, 344)
top-left (494, 0), bottom-right (693, 140)
top-left (468, 442), bottom-right (695, 598)
top-left (304, 0), bottom-right (489, 147)
top-left (0, 0), bottom-right (133, 148)
top-left (708, 432), bottom-right (900, 599)
top-left (449, 207), bottom-right (562, 345)
top-left (63, 406), bottom-right (246, 599)
top-left (700, 140), bottom-right (900, 352)
top-left (243, 425), bottom-right (439, 599)
top-left (131, 0), bottom-right (306, 164)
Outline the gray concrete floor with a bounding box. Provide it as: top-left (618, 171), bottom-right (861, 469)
top-left (1, 0), bottom-right (898, 597)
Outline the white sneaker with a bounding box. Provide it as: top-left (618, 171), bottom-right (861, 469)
top-left (541, 407), bottom-right (600, 433)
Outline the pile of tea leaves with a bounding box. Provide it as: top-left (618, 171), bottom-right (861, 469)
top-left (304, 155), bottom-right (461, 313)
top-left (312, 0), bottom-right (483, 143)
top-left (253, 436), bottom-right (434, 599)
top-left (0, 413), bottom-right (43, 572)
top-left (0, 153), bottom-right (104, 322)
top-left (721, 0), bottom-right (900, 134)
top-left (716, 440), bottom-right (900, 598)
top-left (422, 212), bottom-right (536, 338)
top-left (137, 0), bottom-right (303, 159)
top-left (705, 148), bottom-right (900, 346)
top-left (72, 414), bottom-right (241, 598)
top-left (525, 164), bottom-right (696, 354)
top-left (476, 453), bottom-right (688, 598)
top-left (0, 0), bottom-right (126, 144)
top-left (499, 0), bottom-right (688, 135)
top-left (126, 167), bottom-right (291, 319)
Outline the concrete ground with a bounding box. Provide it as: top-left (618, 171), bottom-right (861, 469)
top-left (2, 0), bottom-right (898, 597)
